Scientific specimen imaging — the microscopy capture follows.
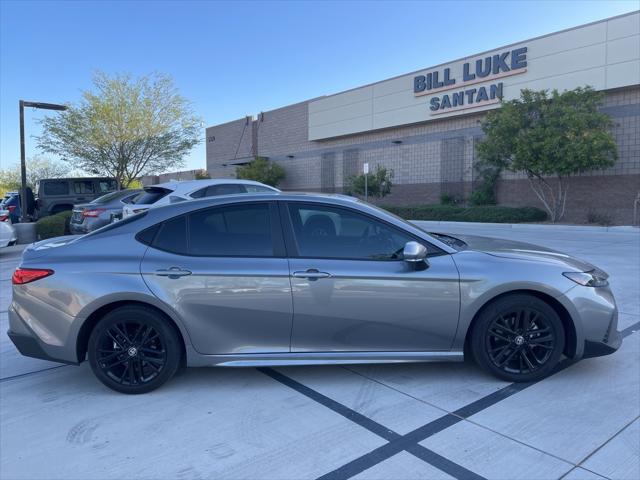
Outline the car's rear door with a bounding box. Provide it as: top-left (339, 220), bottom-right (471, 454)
top-left (140, 201), bottom-right (293, 355)
top-left (283, 201), bottom-right (460, 353)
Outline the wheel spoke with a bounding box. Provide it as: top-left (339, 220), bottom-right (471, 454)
top-left (520, 349), bottom-right (536, 371)
top-left (488, 330), bottom-right (511, 343)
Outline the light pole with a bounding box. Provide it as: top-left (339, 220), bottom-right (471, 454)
top-left (19, 100), bottom-right (67, 222)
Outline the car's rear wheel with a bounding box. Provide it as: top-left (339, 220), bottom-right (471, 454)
top-left (88, 306), bottom-right (181, 394)
top-left (471, 294), bottom-right (565, 383)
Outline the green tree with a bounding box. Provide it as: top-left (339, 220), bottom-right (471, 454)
top-left (477, 87), bottom-right (617, 222)
top-left (37, 72), bottom-right (202, 188)
top-left (347, 165), bottom-right (394, 199)
top-left (0, 155), bottom-right (70, 195)
top-left (194, 169), bottom-right (211, 180)
top-left (236, 157), bottom-right (285, 187)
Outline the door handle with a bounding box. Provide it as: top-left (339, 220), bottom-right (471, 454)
top-left (292, 269), bottom-right (331, 279)
top-left (155, 267), bottom-right (192, 279)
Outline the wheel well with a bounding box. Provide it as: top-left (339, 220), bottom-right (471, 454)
top-left (76, 300), bottom-right (187, 364)
top-left (464, 290), bottom-right (577, 358)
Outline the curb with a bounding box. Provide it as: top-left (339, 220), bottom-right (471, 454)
top-left (410, 220), bottom-right (639, 233)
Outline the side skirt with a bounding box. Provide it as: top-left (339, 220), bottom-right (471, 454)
top-left (186, 350), bottom-right (464, 367)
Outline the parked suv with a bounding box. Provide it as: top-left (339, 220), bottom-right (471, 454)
top-left (36, 177), bottom-right (118, 218)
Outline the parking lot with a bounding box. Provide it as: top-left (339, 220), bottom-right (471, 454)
top-left (0, 223), bottom-right (638, 480)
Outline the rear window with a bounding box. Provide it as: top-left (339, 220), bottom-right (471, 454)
top-left (134, 187), bottom-right (171, 205)
top-left (83, 211), bottom-right (148, 238)
top-left (43, 181), bottom-right (69, 196)
top-left (90, 191), bottom-right (125, 204)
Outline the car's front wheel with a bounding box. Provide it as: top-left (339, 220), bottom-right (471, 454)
top-left (88, 306), bottom-right (182, 394)
top-left (471, 294), bottom-right (565, 383)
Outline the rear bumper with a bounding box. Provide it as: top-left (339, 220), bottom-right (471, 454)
top-left (7, 331), bottom-right (76, 365)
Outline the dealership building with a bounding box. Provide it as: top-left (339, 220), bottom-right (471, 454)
top-left (206, 11), bottom-right (640, 223)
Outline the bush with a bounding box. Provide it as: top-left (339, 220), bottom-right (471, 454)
top-left (36, 210), bottom-right (72, 240)
top-left (439, 193), bottom-right (461, 206)
top-left (382, 204), bottom-right (547, 223)
top-left (236, 157), bottom-right (285, 187)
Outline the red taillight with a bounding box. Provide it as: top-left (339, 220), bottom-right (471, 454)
top-left (7, 205), bottom-right (16, 213)
top-left (12, 268), bottom-right (54, 285)
top-left (82, 208), bottom-right (106, 218)
top-left (0, 214), bottom-right (8, 222)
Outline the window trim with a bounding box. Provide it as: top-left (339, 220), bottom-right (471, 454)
top-left (280, 201), bottom-right (445, 261)
top-left (140, 201), bottom-right (286, 258)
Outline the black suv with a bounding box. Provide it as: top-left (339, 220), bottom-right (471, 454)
top-left (36, 177), bottom-right (118, 218)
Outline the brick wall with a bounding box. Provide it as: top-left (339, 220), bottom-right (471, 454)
top-left (205, 86), bottom-right (640, 223)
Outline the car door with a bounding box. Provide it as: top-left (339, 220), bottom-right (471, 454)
top-left (283, 201), bottom-right (460, 352)
top-left (140, 201), bottom-right (293, 355)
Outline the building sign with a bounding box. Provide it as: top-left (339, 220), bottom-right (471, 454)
top-left (413, 47), bottom-right (528, 114)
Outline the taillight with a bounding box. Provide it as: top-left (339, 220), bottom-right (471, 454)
top-left (0, 214), bottom-right (8, 222)
top-left (7, 205), bottom-right (16, 213)
top-left (82, 208), bottom-right (106, 218)
top-left (12, 268), bottom-right (54, 285)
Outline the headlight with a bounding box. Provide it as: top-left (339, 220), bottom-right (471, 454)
top-left (563, 271), bottom-right (609, 287)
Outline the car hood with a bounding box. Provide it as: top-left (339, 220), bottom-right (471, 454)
top-left (447, 233), bottom-right (603, 274)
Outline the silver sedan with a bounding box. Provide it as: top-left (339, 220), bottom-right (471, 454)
top-left (8, 193), bottom-right (621, 393)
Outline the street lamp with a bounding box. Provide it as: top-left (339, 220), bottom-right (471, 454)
top-left (19, 100), bottom-right (67, 222)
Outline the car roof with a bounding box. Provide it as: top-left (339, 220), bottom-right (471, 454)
top-left (102, 192), bottom-right (456, 254)
top-left (148, 178), bottom-right (279, 194)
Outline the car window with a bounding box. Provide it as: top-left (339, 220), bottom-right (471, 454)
top-left (287, 203), bottom-right (422, 261)
top-left (190, 187), bottom-right (207, 199)
top-left (74, 180), bottom-right (94, 194)
top-left (244, 184), bottom-right (275, 193)
top-left (43, 181), bottom-right (69, 196)
top-left (153, 216), bottom-right (187, 254)
top-left (188, 203), bottom-right (273, 256)
top-left (98, 180), bottom-right (117, 193)
top-left (205, 184), bottom-right (246, 196)
top-left (134, 187), bottom-right (171, 205)
top-left (122, 193), bottom-right (139, 204)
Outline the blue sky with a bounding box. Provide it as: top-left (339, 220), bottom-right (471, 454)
top-left (1, 0), bottom-right (637, 172)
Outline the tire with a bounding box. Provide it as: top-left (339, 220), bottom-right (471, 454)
top-left (470, 294), bottom-right (565, 383)
top-left (88, 306), bottom-right (182, 394)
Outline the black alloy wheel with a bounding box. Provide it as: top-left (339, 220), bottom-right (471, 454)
top-left (88, 306), bottom-right (181, 394)
top-left (471, 294), bottom-right (565, 382)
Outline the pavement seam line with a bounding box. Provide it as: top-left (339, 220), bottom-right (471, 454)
top-left (314, 324), bottom-right (640, 479)
top-left (572, 414), bottom-right (640, 474)
top-left (257, 367), bottom-right (487, 480)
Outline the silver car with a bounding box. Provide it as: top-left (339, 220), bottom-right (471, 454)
top-left (8, 193), bottom-right (621, 394)
top-left (69, 189), bottom-right (142, 234)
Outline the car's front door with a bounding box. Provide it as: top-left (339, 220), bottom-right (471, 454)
top-left (140, 201), bottom-right (293, 355)
top-left (283, 202), bottom-right (460, 352)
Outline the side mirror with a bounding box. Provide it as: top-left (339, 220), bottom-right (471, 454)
top-left (403, 241), bottom-right (428, 264)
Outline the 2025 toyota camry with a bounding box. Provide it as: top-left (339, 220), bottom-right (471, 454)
top-left (8, 193), bottom-right (621, 393)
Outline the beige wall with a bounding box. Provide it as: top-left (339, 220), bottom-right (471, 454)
top-left (308, 11), bottom-right (640, 140)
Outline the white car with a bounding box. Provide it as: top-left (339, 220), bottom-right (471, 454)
top-left (0, 220), bottom-right (17, 248)
top-left (122, 179), bottom-right (280, 218)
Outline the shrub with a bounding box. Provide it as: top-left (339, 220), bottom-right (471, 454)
top-left (236, 157), bottom-right (285, 187)
top-left (347, 166), bottom-right (394, 199)
top-left (382, 204), bottom-right (547, 223)
top-left (439, 193), bottom-right (461, 206)
top-left (36, 210), bottom-right (72, 240)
